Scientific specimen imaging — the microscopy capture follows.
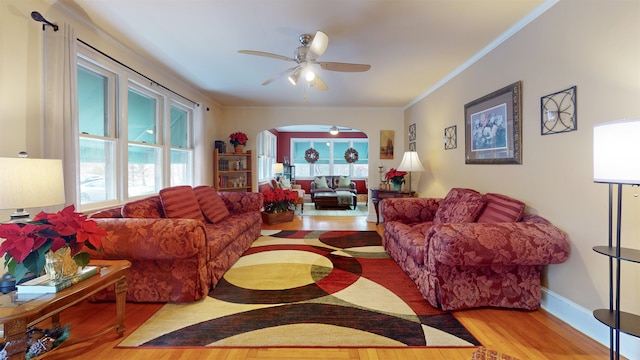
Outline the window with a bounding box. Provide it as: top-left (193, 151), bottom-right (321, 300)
top-left (291, 139), bottom-right (368, 178)
top-left (127, 84), bottom-right (162, 198)
top-left (76, 44), bottom-right (195, 211)
top-left (169, 103), bottom-right (194, 186)
top-left (257, 130), bottom-right (276, 181)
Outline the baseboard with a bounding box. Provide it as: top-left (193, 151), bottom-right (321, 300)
top-left (541, 287), bottom-right (639, 358)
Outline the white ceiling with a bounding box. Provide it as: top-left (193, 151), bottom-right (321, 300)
top-left (62, 0), bottom-right (550, 108)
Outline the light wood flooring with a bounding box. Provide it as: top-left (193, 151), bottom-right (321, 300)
top-left (36, 215), bottom-right (614, 360)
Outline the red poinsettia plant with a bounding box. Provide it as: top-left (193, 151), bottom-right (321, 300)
top-left (385, 168), bottom-right (408, 186)
top-left (263, 187), bottom-right (297, 213)
top-left (229, 131), bottom-right (248, 147)
top-left (0, 205), bottom-right (106, 282)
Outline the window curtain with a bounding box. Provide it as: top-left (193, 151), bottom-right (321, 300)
top-left (43, 23), bottom-right (78, 205)
top-left (193, 104), bottom-right (205, 184)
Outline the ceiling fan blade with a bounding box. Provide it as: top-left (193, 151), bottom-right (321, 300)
top-left (238, 50), bottom-right (295, 62)
top-left (307, 31), bottom-right (329, 59)
top-left (261, 66), bottom-right (301, 86)
top-left (309, 74), bottom-right (328, 91)
top-left (318, 61), bottom-right (371, 72)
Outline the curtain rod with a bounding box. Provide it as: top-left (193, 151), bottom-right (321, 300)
top-left (77, 38), bottom-right (199, 106)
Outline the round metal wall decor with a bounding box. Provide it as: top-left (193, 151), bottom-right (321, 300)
top-left (344, 147), bottom-right (359, 163)
top-left (304, 148), bottom-right (319, 163)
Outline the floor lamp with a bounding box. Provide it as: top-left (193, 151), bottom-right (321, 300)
top-left (397, 151), bottom-right (425, 194)
top-left (592, 118), bottom-right (640, 360)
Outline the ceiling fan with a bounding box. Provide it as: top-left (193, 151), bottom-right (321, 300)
top-left (238, 31), bottom-right (371, 90)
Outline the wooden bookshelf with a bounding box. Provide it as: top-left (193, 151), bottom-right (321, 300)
top-left (213, 151), bottom-right (252, 191)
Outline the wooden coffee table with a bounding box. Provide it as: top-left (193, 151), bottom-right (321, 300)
top-left (0, 259), bottom-right (130, 359)
top-left (314, 191), bottom-right (357, 209)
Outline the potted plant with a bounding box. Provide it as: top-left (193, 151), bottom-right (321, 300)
top-left (262, 187), bottom-right (297, 225)
top-left (229, 131), bottom-right (248, 153)
top-left (385, 168), bottom-right (408, 191)
top-left (0, 205), bottom-right (106, 282)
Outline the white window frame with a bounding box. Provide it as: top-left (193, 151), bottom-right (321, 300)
top-left (290, 138), bottom-right (369, 179)
top-left (257, 130), bottom-right (277, 182)
top-left (76, 43), bottom-right (195, 212)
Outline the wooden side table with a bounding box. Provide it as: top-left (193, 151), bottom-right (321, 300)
top-left (0, 260), bottom-right (130, 359)
top-left (370, 188), bottom-right (415, 225)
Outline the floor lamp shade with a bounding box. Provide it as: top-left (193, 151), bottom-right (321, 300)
top-left (593, 119), bottom-right (640, 184)
top-left (0, 157), bottom-right (66, 217)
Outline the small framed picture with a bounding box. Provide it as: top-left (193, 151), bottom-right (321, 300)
top-left (541, 86), bottom-right (577, 135)
top-left (408, 123), bottom-right (416, 141)
top-left (444, 125), bottom-right (457, 150)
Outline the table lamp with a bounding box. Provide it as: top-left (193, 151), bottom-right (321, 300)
top-left (0, 156), bottom-right (66, 221)
top-left (397, 151), bottom-right (425, 194)
top-left (272, 163), bottom-right (284, 181)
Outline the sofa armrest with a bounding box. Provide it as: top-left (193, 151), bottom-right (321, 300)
top-left (428, 221), bottom-right (570, 267)
top-left (380, 197), bottom-right (441, 224)
top-left (218, 191), bottom-right (263, 214)
top-left (91, 218), bottom-right (206, 260)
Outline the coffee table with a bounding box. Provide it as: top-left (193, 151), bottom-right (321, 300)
top-left (0, 259), bottom-right (130, 359)
top-left (314, 191), bottom-right (357, 209)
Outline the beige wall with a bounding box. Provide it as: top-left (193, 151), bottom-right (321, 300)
top-left (220, 106), bottom-right (405, 193)
top-left (405, 0), bottom-right (640, 317)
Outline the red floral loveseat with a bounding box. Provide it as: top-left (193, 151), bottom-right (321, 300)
top-left (87, 185), bottom-right (263, 303)
top-left (380, 188), bottom-right (570, 311)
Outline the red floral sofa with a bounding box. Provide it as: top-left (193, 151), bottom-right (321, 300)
top-left (380, 188), bottom-right (570, 311)
top-left (87, 185), bottom-right (263, 303)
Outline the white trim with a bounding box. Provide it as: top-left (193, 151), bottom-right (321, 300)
top-left (541, 287), bottom-right (640, 359)
top-left (404, 0), bottom-right (560, 110)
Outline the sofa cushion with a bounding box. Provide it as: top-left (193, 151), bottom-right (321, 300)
top-left (159, 185), bottom-right (205, 222)
top-left (88, 207), bottom-right (123, 218)
top-left (279, 177), bottom-right (291, 189)
top-left (122, 195), bottom-right (164, 218)
top-left (314, 176), bottom-right (330, 189)
top-left (476, 193), bottom-right (526, 223)
top-left (433, 188), bottom-right (485, 225)
top-left (193, 186), bottom-right (230, 223)
top-left (337, 176), bottom-right (351, 188)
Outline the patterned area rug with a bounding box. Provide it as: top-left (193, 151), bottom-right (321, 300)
top-left (119, 230), bottom-right (480, 348)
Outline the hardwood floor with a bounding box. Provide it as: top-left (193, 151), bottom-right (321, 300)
top-left (37, 214), bottom-right (612, 360)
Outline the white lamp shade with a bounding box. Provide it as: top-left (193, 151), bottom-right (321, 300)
top-left (272, 163), bottom-right (284, 174)
top-left (593, 119), bottom-right (640, 184)
top-left (0, 157), bottom-right (66, 210)
top-left (397, 151), bottom-right (426, 172)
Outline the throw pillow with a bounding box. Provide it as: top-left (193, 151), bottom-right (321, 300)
top-left (337, 176), bottom-right (351, 188)
top-left (314, 176), bottom-right (329, 189)
top-left (193, 186), bottom-right (231, 223)
top-left (279, 177), bottom-right (292, 189)
top-left (122, 196), bottom-right (164, 218)
top-left (476, 193), bottom-right (526, 223)
top-left (158, 186), bottom-right (205, 222)
top-left (433, 188), bottom-right (485, 225)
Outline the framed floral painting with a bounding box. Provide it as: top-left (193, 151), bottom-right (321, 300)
top-left (464, 81), bottom-right (522, 164)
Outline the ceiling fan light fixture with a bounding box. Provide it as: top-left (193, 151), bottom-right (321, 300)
top-left (305, 69), bottom-right (315, 81)
top-left (329, 126), bottom-right (339, 135)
